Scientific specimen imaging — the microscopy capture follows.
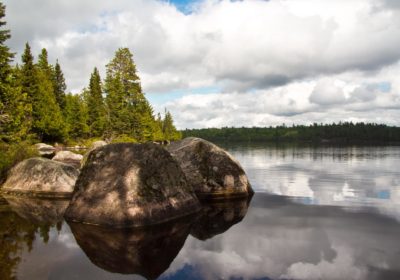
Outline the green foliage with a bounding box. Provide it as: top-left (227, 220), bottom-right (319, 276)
top-left (64, 93), bottom-right (89, 140)
top-left (0, 142), bottom-right (38, 184)
top-left (110, 134), bottom-right (138, 143)
top-left (182, 123), bottom-right (400, 144)
top-left (87, 67), bottom-right (106, 137)
top-left (52, 60), bottom-right (66, 110)
top-left (104, 48), bottom-right (159, 142)
top-left (0, 2), bottom-right (180, 145)
top-left (162, 110), bottom-right (181, 141)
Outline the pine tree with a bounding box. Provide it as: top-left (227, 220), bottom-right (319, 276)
top-left (64, 93), bottom-right (89, 139)
top-left (104, 48), bottom-right (155, 141)
top-left (162, 110), bottom-right (181, 141)
top-left (52, 60), bottom-right (66, 111)
top-left (0, 3), bottom-right (30, 141)
top-left (87, 67), bottom-right (106, 137)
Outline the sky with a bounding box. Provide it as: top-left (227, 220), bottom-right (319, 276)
top-left (3, 0), bottom-right (400, 129)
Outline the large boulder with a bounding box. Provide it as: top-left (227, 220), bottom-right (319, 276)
top-left (1, 157), bottom-right (79, 198)
top-left (166, 137), bottom-right (254, 199)
top-left (64, 143), bottom-right (201, 228)
top-left (52, 150), bottom-right (83, 169)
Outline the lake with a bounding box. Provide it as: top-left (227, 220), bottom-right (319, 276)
top-left (1, 144), bottom-right (400, 280)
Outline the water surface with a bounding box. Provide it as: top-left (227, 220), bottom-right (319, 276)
top-left (1, 144), bottom-right (400, 280)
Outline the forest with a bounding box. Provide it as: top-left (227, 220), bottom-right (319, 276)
top-left (183, 123), bottom-right (400, 144)
top-left (0, 2), bottom-right (180, 145)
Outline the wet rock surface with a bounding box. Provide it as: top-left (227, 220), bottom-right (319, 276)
top-left (3, 196), bottom-right (69, 224)
top-left (1, 157), bottom-right (79, 197)
top-left (191, 196), bottom-right (252, 240)
top-left (167, 137), bottom-right (254, 199)
top-left (65, 142), bottom-right (201, 227)
top-left (52, 151), bottom-right (83, 169)
top-left (68, 217), bottom-right (192, 279)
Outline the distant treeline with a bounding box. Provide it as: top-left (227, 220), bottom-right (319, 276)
top-left (182, 123), bottom-right (400, 144)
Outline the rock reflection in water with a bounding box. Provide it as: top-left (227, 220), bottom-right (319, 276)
top-left (191, 197), bottom-right (252, 240)
top-left (3, 196), bottom-right (69, 224)
top-left (68, 217), bottom-right (193, 280)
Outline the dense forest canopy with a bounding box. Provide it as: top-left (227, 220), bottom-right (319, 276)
top-left (0, 2), bottom-right (180, 144)
top-left (182, 123), bottom-right (400, 144)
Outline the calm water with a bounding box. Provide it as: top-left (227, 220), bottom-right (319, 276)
top-left (1, 144), bottom-right (400, 280)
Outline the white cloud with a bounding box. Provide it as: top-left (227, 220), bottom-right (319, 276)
top-left (3, 0), bottom-right (400, 126)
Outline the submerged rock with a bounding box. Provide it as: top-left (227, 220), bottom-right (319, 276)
top-left (64, 143), bottom-right (201, 227)
top-left (69, 218), bottom-right (192, 279)
top-left (52, 150), bottom-right (83, 169)
top-left (167, 137), bottom-right (254, 199)
top-left (3, 196), bottom-right (69, 224)
top-left (191, 197), bottom-right (252, 240)
top-left (1, 157), bottom-right (79, 198)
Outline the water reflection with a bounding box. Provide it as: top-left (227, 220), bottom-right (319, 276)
top-left (1, 145), bottom-right (400, 279)
top-left (226, 144), bottom-right (400, 221)
top-left (3, 196), bottom-right (69, 224)
top-left (190, 197), bottom-right (251, 240)
top-left (164, 193), bottom-right (400, 280)
top-left (68, 219), bottom-right (192, 280)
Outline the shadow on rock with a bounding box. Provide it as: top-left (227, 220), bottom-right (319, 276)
top-left (2, 196), bottom-right (70, 224)
top-left (68, 216), bottom-right (193, 279)
top-left (190, 196), bottom-right (252, 240)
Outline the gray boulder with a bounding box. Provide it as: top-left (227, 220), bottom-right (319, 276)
top-left (52, 150), bottom-right (83, 169)
top-left (64, 143), bottom-right (201, 228)
top-left (1, 157), bottom-right (79, 198)
top-left (166, 137), bottom-right (253, 199)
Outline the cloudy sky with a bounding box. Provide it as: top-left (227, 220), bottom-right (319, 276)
top-left (3, 0), bottom-right (400, 129)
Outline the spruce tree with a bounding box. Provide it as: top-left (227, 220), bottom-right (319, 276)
top-left (87, 67), bottom-right (106, 137)
top-left (162, 110), bottom-right (181, 141)
top-left (104, 48), bottom-right (155, 141)
top-left (0, 3), bottom-right (30, 141)
top-left (64, 93), bottom-right (89, 139)
top-left (52, 60), bottom-right (66, 111)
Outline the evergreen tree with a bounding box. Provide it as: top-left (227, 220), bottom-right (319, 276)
top-left (162, 110), bottom-right (181, 141)
top-left (0, 3), bottom-right (30, 141)
top-left (64, 93), bottom-right (89, 139)
top-left (52, 60), bottom-right (66, 110)
top-left (87, 67), bottom-right (106, 137)
top-left (104, 48), bottom-right (155, 141)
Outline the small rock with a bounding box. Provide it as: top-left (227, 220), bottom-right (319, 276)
top-left (34, 143), bottom-right (56, 157)
top-left (1, 157), bottom-right (79, 197)
top-left (52, 151), bottom-right (83, 169)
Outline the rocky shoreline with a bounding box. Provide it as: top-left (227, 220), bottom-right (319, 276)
top-left (0, 137), bottom-right (253, 228)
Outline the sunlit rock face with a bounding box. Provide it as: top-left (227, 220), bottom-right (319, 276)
top-left (167, 137), bottom-right (253, 199)
top-left (68, 217), bottom-right (192, 279)
top-left (3, 196), bottom-right (69, 224)
top-left (52, 151), bottom-right (83, 169)
top-left (191, 196), bottom-right (252, 240)
top-left (1, 157), bottom-right (79, 197)
top-left (64, 143), bottom-right (201, 228)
